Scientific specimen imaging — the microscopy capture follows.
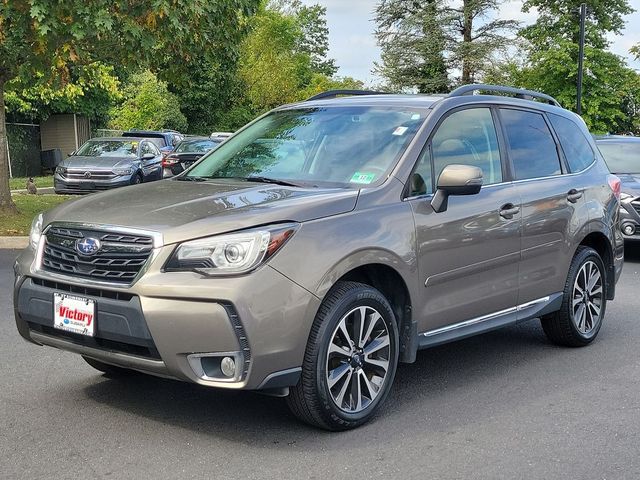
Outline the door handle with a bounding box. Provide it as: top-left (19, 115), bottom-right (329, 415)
top-left (499, 203), bottom-right (520, 219)
top-left (567, 189), bottom-right (583, 203)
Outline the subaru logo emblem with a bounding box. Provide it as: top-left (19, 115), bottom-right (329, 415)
top-left (84, 171), bottom-right (92, 179)
top-left (76, 237), bottom-right (101, 256)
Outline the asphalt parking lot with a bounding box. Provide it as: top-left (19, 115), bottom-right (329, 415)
top-left (2, 248), bottom-right (640, 480)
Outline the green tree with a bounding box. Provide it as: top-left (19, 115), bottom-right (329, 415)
top-left (5, 63), bottom-right (121, 126)
top-left (236, 1), bottom-right (342, 118)
top-left (374, 0), bottom-right (519, 92)
top-left (239, 7), bottom-right (310, 111)
top-left (109, 71), bottom-right (187, 132)
top-left (0, 0), bottom-right (258, 213)
top-left (516, 0), bottom-right (638, 133)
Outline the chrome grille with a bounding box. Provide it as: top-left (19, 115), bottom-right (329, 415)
top-left (64, 169), bottom-right (117, 180)
top-left (42, 226), bottom-right (154, 284)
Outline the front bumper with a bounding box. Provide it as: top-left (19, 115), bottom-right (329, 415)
top-left (13, 242), bottom-right (320, 391)
top-left (54, 174), bottom-right (133, 194)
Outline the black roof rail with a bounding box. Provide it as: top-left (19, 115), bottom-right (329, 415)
top-left (306, 89), bottom-right (389, 101)
top-left (448, 84), bottom-right (561, 107)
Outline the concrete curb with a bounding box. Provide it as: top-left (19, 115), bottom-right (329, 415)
top-left (0, 237), bottom-right (29, 249)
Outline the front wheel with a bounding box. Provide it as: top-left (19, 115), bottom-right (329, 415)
top-left (287, 281), bottom-right (399, 430)
top-left (541, 246), bottom-right (606, 347)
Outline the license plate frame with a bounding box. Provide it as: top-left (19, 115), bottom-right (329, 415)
top-left (53, 293), bottom-right (96, 337)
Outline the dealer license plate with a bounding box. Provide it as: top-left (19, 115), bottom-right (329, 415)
top-left (53, 293), bottom-right (96, 337)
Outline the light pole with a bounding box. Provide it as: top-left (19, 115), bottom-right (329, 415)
top-left (577, 3), bottom-right (587, 115)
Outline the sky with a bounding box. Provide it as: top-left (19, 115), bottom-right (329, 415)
top-left (300, 0), bottom-right (640, 86)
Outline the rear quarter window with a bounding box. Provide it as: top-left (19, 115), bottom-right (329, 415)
top-left (548, 114), bottom-right (595, 173)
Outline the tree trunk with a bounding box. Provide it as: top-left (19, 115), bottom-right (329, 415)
top-left (0, 78), bottom-right (17, 214)
top-left (461, 0), bottom-right (473, 84)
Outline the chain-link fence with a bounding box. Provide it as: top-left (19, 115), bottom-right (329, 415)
top-left (6, 123), bottom-right (41, 178)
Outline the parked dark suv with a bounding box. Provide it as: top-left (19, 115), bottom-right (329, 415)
top-left (596, 136), bottom-right (640, 240)
top-left (14, 85), bottom-right (623, 430)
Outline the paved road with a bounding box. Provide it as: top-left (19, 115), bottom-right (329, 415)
top-left (2, 248), bottom-right (640, 480)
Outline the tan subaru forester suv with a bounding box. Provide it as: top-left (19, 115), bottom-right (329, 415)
top-left (14, 85), bottom-right (623, 430)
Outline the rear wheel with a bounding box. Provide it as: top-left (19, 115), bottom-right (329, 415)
top-left (541, 246), bottom-right (606, 347)
top-left (287, 281), bottom-right (399, 430)
top-left (82, 356), bottom-right (133, 377)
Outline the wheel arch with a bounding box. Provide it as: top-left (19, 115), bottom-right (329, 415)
top-left (320, 260), bottom-right (417, 364)
top-left (577, 230), bottom-right (615, 300)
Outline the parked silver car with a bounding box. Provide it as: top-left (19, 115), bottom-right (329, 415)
top-left (15, 85), bottom-right (623, 430)
top-left (54, 137), bottom-right (163, 194)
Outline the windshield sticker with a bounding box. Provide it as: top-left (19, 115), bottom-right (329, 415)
top-left (350, 172), bottom-right (376, 184)
top-left (393, 126), bottom-right (408, 136)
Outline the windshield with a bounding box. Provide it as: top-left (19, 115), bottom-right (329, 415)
top-left (174, 139), bottom-right (217, 153)
top-left (76, 140), bottom-right (139, 158)
top-left (186, 106), bottom-right (426, 187)
top-left (598, 142), bottom-right (640, 174)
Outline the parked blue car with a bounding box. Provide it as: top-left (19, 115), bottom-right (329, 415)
top-left (54, 137), bottom-right (163, 194)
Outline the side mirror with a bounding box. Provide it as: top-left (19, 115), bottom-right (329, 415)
top-left (68, 150), bottom-right (76, 156)
top-left (141, 153), bottom-right (156, 160)
top-left (431, 164), bottom-right (483, 213)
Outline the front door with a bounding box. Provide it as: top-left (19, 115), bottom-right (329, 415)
top-left (408, 107), bottom-right (521, 334)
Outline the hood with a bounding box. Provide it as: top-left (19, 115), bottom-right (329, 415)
top-left (44, 179), bottom-right (358, 245)
top-left (617, 173), bottom-right (640, 197)
top-left (61, 155), bottom-right (134, 170)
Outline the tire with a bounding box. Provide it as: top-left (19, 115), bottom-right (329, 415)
top-left (541, 246), bottom-right (606, 347)
top-left (132, 173), bottom-right (143, 185)
top-left (286, 281), bottom-right (399, 430)
top-left (82, 356), bottom-right (133, 377)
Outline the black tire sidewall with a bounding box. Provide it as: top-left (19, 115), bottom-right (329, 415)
top-left (565, 248), bottom-right (607, 342)
top-left (313, 286), bottom-right (399, 426)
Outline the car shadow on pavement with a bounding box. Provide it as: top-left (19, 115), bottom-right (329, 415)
top-left (81, 317), bottom-right (604, 447)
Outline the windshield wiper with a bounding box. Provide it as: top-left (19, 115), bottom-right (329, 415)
top-left (175, 176), bottom-right (206, 182)
top-left (245, 176), bottom-right (301, 187)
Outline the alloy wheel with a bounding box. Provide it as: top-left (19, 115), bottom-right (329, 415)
top-left (325, 306), bottom-right (391, 413)
top-left (572, 260), bottom-right (603, 334)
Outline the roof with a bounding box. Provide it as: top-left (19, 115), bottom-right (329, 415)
top-left (595, 135), bottom-right (640, 143)
top-left (122, 130), bottom-right (171, 138)
top-left (287, 94), bottom-right (444, 110)
top-left (88, 136), bottom-right (146, 142)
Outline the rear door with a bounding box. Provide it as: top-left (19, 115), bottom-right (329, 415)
top-left (408, 106), bottom-right (521, 334)
top-left (499, 108), bottom-right (588, 307)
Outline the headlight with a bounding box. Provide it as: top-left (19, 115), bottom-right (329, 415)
top-left (113, 167), bottom-right (133, 175)
top-left (55, 166), bottom-right (67, 176)
top-left (29, 214), bottom-right (43, 250)
top-left (166, 224), bottom-right (298, 275)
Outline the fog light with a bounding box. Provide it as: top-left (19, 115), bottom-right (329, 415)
top-left (220, 356), bottom-right (236, 377)
top-left (623, 223), bottom-right (636, 236)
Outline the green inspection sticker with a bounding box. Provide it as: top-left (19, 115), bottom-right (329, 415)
top-left (350, 172), bottom-right (376, 184)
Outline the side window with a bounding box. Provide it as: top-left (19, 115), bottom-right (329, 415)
top-left (141, 142), bottom-right (155, 156)
top-left (431, 108), bottom-right (503, 186)
top-left (548, 113), bottom-right (595, 173)
top-left (501, 109), bottom-right (561, 180)
top-left (410, 147), bottom-right (433, 197)
top-left (149, 143), bottom-right (161, 156)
